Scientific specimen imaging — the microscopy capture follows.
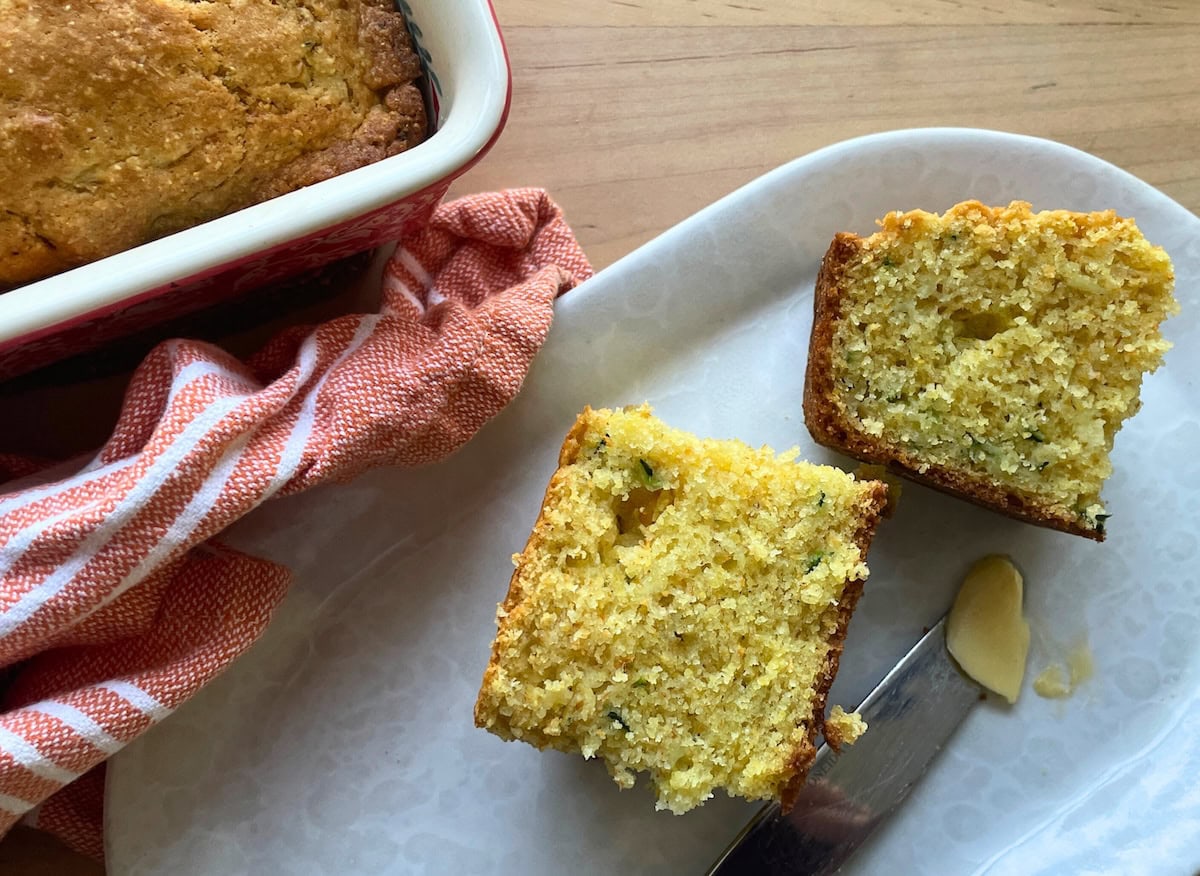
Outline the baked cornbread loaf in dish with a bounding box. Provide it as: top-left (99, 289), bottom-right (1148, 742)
top-left (475, 405), bottom-right (888, 813)
top-left (0, 0), bottom-right (426, 288)
top-left (804, 201), bottom-right (1178, 541)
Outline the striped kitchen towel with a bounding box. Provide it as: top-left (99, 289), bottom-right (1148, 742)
top-left (0, 188), bottom-right (592, 860)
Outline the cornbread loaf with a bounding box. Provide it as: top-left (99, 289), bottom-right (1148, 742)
top-left (475, 405), bottom-right (887, 813)
top-left (0, 0), bottom-right (426, 287)
top-left (804, 201), bottom-right (1178, 541)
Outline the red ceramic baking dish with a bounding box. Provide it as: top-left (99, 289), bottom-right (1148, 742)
top-left (0, 0), bottom-right (511, 379)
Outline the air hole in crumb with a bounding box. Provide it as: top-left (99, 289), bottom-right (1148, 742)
top-left (951, 309), bottom-right (1010, 341)
top-left (614, 487), bottom-right (675, 545)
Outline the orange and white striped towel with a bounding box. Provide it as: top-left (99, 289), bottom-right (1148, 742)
top-left (0, 188), bottom-right (592, 860)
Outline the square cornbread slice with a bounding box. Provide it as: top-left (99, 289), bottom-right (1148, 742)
top-left (804, 201), bottom-right (1178, 540)
top-left (474, 405), bottom-right (887, 813)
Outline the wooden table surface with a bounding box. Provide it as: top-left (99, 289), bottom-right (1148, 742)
top-left (456, 0), bottom-right (1200, 269)
top-left (5, 0), bottom-right (1198, 871)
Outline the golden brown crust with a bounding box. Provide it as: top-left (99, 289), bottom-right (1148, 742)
top-left (556, 406), bottom-right (595, 468)
top-left (256, 4), bottom-right (427, 200)
top-left (0, 0), bottom-right (426, 288)
top-left (779, 479), bottom-right (888, 811)
top-left (474, 409), bottom-right (594, 729)
top-left (802, 235), bottom-right (1103, 542)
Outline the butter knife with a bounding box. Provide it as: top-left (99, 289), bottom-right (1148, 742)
top-left (707, 617), bottom-right (980, 875)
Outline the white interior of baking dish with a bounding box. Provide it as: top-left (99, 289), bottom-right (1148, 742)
top-left (0, 0), bottom-right (509, 348)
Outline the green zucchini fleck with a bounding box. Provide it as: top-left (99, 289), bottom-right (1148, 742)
top-left (805, 553), bottom-right (824, 573)
top-left (967, 436), bottom-right (985, 463)
top-left (607, 710), bottom-right (631, 732)
top-left (637, 458), bottom-right (662, 489)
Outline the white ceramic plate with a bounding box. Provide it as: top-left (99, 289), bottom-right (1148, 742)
top-left (106, 129), bottom-right (1200, 875)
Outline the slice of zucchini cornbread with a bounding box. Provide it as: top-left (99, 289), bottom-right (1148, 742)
top-left (804, 201), bottom-right (1178, 540)
top-left (475, 405), bottom-right (887, 813)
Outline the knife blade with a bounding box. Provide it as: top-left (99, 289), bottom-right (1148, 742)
top-left (707, 617), bottom-right (980, 875)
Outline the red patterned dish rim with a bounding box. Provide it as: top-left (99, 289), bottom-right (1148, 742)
top-left (0, 0), bottom-right (511, 379)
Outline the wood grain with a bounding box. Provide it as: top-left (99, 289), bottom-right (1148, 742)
top-left (500, 0), bottom-right (1200, 26)
top-left (5, 0), bottom-right (1198, 871)
top-left (450, 14), bottom-right (1200, 268)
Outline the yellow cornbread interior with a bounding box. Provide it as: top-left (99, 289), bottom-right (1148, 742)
top-left (475, 405), bottom-right (883, 813)
top-left (830, 201), bottom-right (1177, 532)
top-left (825, 705), bottom-right (868, 746)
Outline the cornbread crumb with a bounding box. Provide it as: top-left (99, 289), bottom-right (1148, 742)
top-left (804, 201), bottom-right (1178, 540)
top-left (475, 405), bottom-right (888, 813)
top-left (853, 463), bottom-right (903, 516)
top-left (824, 705), bottom-right (867, 749)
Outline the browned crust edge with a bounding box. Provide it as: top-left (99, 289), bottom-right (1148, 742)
top-left (802, 234), bottom-right (1103, 542)
top-left (473, 408), bottom-right (594, 730)
top-left (257, 1), bottom-right (427, 199)
top-left (778, 479), bottom-right (889, 812)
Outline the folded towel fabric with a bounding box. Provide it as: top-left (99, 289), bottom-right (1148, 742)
top-left (0, 188), bottom-right (592, 860)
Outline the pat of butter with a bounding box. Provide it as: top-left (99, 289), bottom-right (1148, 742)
top-left (1032, 664), bottom-right (1071, 698)
top-left (1033, 640), bottom-right (1094, 699)
top-left (945, 555), bottom-right (1030, 704)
